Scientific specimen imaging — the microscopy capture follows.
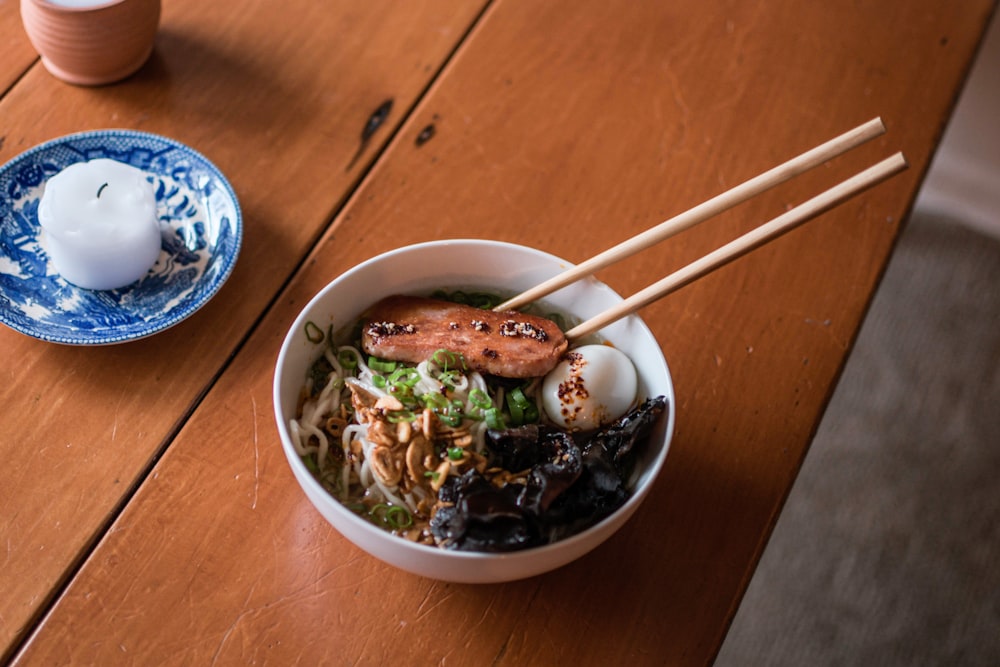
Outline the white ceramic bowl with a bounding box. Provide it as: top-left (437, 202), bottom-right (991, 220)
top-left (273, 240), bottom-right (675, 583)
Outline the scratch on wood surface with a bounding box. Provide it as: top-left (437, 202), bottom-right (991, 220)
top-left (414, 583), bottom-right (436, 615)
top-left (110, 385), bottom-right (128, 441)
top-left (250, 396), bottom-right (260, 510)
top-left (414, 583), bottom-right (456, 621)
top-left (662, 66), bottom-right (691, 125)
top-left (266, 554), bottom-right (372, 605)
top-left (798, 311), bottom-right (846, 350)
top-left (490, 636), bottom-right (510, 666)
top-left (210, 583), bottom-right (259, 665)
top-left (109, 367), bottom-right (140, 442)
top-left (469, 591), bottom-right (500, 631)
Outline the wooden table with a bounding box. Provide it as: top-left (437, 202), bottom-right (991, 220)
top-left (1, 1), bottom-right (993, 664)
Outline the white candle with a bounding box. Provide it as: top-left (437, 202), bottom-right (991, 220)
top-left (39, 158), bottom-right (161, 291)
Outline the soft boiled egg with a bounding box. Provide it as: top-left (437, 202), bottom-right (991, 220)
top-left (541, 344), bottom-right (638, 431)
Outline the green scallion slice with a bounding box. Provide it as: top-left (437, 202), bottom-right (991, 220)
top-left (437, 370), bottom-right (463, 388)
top-left (387, 410), bottom-right (416, 423)
top-left (469, 388), bottom-right (492, 409)
top-left (509, 386), bottom-right (531, 410)
top-left (304, 321), bottom-right (324, 343)
top-left (388, 367), bottom-right (420, 386)
top-left (431, 349), bottom-right (465, 371)
top-left (384, 505), bottom-right (413, 529)
top-left (484, 407), bottom-right (506, 430)
top-left (437, 411), bottom-right (463, 427)
top-left (421, 393), bottom-right (449, 410)
top-left (338, 349), bottom-right (359, 369)
top-left (506, 394), bottom-right (524, 426)
top-left (368, 356), bottom-right (397, 373)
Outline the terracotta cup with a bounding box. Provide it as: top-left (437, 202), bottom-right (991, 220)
top-left (20, 0), bottom-right (161, 86)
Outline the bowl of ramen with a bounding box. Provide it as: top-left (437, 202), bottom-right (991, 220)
top-left (273, 239), bottom-right (675, 583)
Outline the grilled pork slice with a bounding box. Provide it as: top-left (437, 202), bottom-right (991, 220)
top-left (361, 295), bottom-right (568, 378)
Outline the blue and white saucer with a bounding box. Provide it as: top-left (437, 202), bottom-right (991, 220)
top-left (0, 129), bottom-right (242, 345)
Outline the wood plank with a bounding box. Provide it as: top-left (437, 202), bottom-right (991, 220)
top-left (12, 0), bottom-right (994, 665)
top-left (0, 0), bottom-right (487, 657)
top-left (0, 0), bottom-right (36, 94)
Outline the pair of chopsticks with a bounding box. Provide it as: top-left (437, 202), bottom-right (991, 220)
top-left (494, 117), bottom-right (907, 341)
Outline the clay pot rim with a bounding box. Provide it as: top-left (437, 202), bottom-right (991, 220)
top-left (24, 0), bottom-right (130, 13)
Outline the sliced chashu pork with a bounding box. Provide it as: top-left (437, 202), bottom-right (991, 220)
top-left (360, 295), bottom-right (567, 378)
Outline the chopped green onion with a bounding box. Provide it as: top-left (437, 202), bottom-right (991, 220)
top-left (465, 292), bottom-right (502, 309)
top-left (387, 410), bottom-right (416, 423)
top-left (437, 370), bottom-right (462, 388)
top-left (345, 502), bottom-right (368, 515)
top-left (423, 470), bottom-right (441, 481)
top-left (431, 349), bottom-right (453, 368)
top-left (434, 290), bottom-right (503, 310)
top-left (448, 290), bottom-right (470, 304)
top-left (337, 349), bottom-right (359, 369)
top-left (385, 505), bottom-right (412, 529)
top-left (368, 503), bottom-right (413, 530)
top-left (447, 447), bottom-right (464, 461)
top-left (388, 384), bottom-right (415, 403)
top-left (506, 393), bottom-right (524, 426)
top-left (484, 407), bottom-right (506, 430)
top-left (421, 393), bottom-right (449, 409)
top-left (437, 411), bottom-right (463, 427)
top-left (509, 386), bottom-right (531, 410)
top-left (371, 375), bottom-right (387, 389)
top-left (431, 349), bottom-right (464, 371)
top-left (304, 321), bottom-right (324, 344)
top-left (368, 356), bottom-right (397, 373)
top-left (320, 468), bottom-right (341, 492)
top-left (505, 386), bottom-right (535, 426)
top-left (388, 367), bottom-right (420, 386)
top-left (301, 455), bottom-right (319, 473)
top-left (469, 388), bottom-right (492, 410)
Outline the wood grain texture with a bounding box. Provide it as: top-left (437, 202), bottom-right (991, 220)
top-left (0, 0), bottom-right (487, 657)
top-left (9, 0), bottom-right (996, 665)
top-left (0, 0), bottom-right (36, 93)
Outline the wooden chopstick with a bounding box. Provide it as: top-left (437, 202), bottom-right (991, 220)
top-left (562, 152), bottom-right (908, 341)
top-left (494, 117), bottom-right (887, 312)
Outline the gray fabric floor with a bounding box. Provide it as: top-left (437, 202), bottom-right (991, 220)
top-left (715, 211), bottom-right (1000, 666)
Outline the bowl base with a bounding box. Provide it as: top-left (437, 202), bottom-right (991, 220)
top-left (40, 45), bottom-right (153, 86)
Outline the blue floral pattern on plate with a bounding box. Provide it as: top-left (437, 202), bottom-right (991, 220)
top-left (0, 129), bottom-right (242, 344)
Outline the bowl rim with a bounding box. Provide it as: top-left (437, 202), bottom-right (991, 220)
top-left (273, 239), bottom-right (675, 576)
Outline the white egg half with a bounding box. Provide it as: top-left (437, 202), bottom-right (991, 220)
top-left (541, 344), bottom-right (638, 430)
